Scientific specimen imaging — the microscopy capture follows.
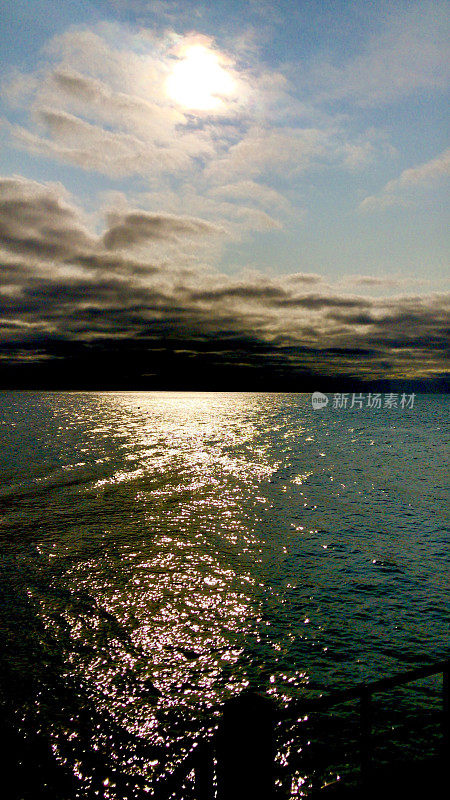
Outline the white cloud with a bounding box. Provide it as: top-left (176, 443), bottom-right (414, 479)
top-left (209, 179), bottom-right (291, 211)
top-left (12, 107), bottom-right (214, 178)
top-left (312, 2), bottom-right (449, 106)
top-left (360, 148), bottom-right (450, 211)
top-left (3, 25), bottom-right (389, 187)
top-left (3, 29), bottom-right (245, 177)
top-left (205, 126), bottom-right (329, 181)
top-left (131, 185), bottom-right (286, 237)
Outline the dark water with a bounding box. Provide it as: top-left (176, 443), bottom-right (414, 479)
top-left (0, 391), bottom-right (448, 798)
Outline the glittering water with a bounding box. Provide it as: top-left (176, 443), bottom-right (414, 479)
top-left (0, 392), bottom-right (448, 798)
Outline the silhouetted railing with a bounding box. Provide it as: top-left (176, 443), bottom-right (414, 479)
top-left (152, 658), bottom-right (449, 799)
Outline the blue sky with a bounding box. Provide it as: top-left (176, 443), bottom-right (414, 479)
top-left (0, 1), bottom-right (448, 386)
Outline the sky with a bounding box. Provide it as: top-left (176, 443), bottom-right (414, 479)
top-left (0, 0), bottom-right (448, 389)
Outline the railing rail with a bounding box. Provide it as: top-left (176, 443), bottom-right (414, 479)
top-left (151, 658), bottom-right (450, 799)
top-left (277, 658), bottom-right (450, 716)
top-left (152, 744), bottom-right (202, 800)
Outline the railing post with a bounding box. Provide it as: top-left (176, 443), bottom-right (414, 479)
top-left (194, 740), bottom-right (214, 800)
top-left (216, 692), bottom-right (274, 800)
top-left (443, 666), bottom-right (449, 761)
top-left (360, 689), bottom-right (372, 787)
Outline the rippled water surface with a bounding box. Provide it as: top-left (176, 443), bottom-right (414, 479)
top-left (0, 392), bottom-right (448, 797)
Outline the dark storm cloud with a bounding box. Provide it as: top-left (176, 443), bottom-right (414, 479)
top-left (274, 294), bottom-right (372, 310)
top-left (0, 176), bottom-right (448, 388)
top-left (0, 176), bottom-right (96, 260)
top-left (70, 251), bottom-right (160, 276)
top-left (188, 284), bottom-right (288, 303)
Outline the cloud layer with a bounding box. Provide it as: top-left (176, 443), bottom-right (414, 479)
top-left (0, 176), bottom-right (448, 387)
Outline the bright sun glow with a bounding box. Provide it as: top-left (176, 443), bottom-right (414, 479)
top-left (166, 45), bottom-right (236, 111)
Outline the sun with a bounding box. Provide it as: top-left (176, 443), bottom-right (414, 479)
top-left (166, 45), bottom-right (236, 111)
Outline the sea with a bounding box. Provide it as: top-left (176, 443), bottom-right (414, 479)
top-left (0, 391), bottom-right (448, 799)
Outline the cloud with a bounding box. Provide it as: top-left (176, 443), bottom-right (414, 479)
top-left (2, 26), bottom-right (322, 243)
top-left (0, 175), bottom-right (96, 260)
top-left (205, 126), bottom-right (328, 181)
top-left (130, 185), bottom-right (287, 237)
top-left (338, 275), bottom-right (432, 292)
top-left (312, 2), bottom-right (450, 106)
top-left (47, 66), bottom-right (187, 135)
top-left (209, 180), bottom-right (292, 212)
top-left (2, 24), bottom-right (387, 199)
top-left (3, 29), bottom-right (234, 180)
top-left (0, 175), bottom-right (223, 277)
top-left (360, 148), bottom-right (450, 211)
top-left (0, 175), bottom-right (448, 385)
top-left (0, 13), bottom-right (447, 388)
top-left (103, 210), bottom-right (224, 249)
top-left (11, 104), bottom-right (214, 179)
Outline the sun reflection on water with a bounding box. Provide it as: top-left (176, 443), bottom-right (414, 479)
top-left (36, 392), bottom-right (285, 791)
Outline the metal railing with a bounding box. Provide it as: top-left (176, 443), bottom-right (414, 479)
top-left (151, 658), bottom-right (450, 800)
